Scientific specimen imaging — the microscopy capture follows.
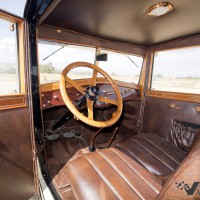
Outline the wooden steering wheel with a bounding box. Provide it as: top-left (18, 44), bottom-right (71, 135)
top-left (60, 62), bottom-right (123, 128)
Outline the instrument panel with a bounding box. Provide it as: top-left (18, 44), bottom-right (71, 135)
top-left (41, 83), bottom-right (141, 110)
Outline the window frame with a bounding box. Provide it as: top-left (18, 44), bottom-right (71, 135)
top-left (0, 11), bottom-right (26, 110)
top-left (147, 44), bottom-right (200, 103)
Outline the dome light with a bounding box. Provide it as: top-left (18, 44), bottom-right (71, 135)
top-left (147, 2), bottom-right (173, 17)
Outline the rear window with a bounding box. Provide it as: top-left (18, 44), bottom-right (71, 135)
top-left (151, 47), bottom-right (200, 94)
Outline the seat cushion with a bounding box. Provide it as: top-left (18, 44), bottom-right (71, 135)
top-left (67, 147), bottom-right (162, 200)
top-left (115, 133), bottom-right (187, 176)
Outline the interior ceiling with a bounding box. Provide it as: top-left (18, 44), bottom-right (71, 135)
top-left (43, 0), bottom-right (200, 47)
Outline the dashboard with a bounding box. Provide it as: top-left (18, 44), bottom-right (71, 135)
top-left (40, 79), bottom-right (142, 110)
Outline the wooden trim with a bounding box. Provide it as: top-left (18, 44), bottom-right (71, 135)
top-left (38, 24), bottom-right (147, 57)
top-left (138, 52), bottom-right (148, 99)
top-left (139, 53), bottom-right (147, 87)
top-left (112, 79), bottom-right (141, 90)
top-left (147, 90), bottom-right (200, 103)
top-left (0, 94), bottom-right (26, 110)
top-left (149, 35), bottom-right (200, 52)
top-left (18, 21), bottom-right (26, 93)
top-left (39, 37), bottom-right (145, 59)
top-left (147, 52), bottom-right (154, 90)
top-left (40, 78), bottom-right (141, 92)
top-left (0, 11), bottom-right (23, 23)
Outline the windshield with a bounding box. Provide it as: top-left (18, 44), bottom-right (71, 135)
top-left (38, 41), bottom-right (143, 84)
top-left (99, 49), bottom-right (143, 83)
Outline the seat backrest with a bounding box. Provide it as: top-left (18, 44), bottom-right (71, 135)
top-left (158, 133), bottom-right (200, 199)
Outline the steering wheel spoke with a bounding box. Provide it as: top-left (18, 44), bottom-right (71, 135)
top-left (98, 95), bottom-right (118, 106)
top-left (87, 98), bottom-right (94, 120)
top-left (90, 69), bottom-right (98, 86)
top-left (65, 76), bottom-right (85, 95)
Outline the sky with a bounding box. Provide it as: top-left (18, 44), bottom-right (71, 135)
top-left (153, 47), bottom-right (200, 77)
top-left (0, 0), bottom-right (26, 66)
top-left (0, 0), bottom-right (27, 17)
top-left (0, 19), bottom-right (17, 65)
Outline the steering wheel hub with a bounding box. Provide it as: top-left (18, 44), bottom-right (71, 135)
top-left (86, 86), bottom-right (99, 101)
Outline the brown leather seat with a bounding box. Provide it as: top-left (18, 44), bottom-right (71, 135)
top-left (67, 134), bottom-right (200, 200)
top-left (67, 147), bottom-right (162, 200)
top-left (115, 133), bottom-right (187, 175)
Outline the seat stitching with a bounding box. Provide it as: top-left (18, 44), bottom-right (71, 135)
top-left (97, 150), bottom-right (145, 200)
top-left (129, 139), bottom-right (175, 171)
top-left (136, 135), bottom-right (185, 158)
top-left (116, 143), bottom-right (165, 173)
top-left (115, 146), bottom-right (147, 169)
top-left (82, 155), bottom-right (123, 200)
top-left (137, 135), bottom-right (186, 157)
top-left (110, 148), bottom-right (161, 194)
top-left (118, 140), bottom-right (173, 172)
top-left (117, 146), bottom-right (155, 172)
top-left (135, 136), bottom-right (182, 164)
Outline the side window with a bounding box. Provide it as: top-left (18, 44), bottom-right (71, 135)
top-left (98, 50), bottom-right (143, 84)
top-left (0, 12), bottom-right (26, 110)
top-left (38, 41), bottom-right (96, 84)
top-left (0, 18), bottom-right (19, 94)
top-left (151, 47), bottom-right (200, 94)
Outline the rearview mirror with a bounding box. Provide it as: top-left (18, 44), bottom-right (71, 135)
top-left (95, 53), bottom-right (107, 61)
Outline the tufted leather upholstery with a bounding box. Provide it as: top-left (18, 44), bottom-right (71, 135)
top-left (67, 133), bottom-right (200, 200)
top-left (115, 133), bottom-right (187, 175)
top-left (67, 147), bottom-right (162, 200)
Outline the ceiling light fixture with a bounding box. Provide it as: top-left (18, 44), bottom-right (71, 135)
top-left (147, 2), bottom-right (173, 17)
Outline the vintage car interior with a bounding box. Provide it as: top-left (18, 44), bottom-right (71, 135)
top-left (0, 0), bottom-right (200, 199)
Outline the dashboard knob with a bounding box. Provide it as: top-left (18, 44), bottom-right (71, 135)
top-left (53, 95), bottom-right (58, 100)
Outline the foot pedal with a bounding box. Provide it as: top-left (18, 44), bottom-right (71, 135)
top-left (46, 134), bottom-right (60, 141)
top-left (63, 131), bottom-right (76, 138)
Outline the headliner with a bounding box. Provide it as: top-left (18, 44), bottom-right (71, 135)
top-left (43, 0), bottom-right (200, 47)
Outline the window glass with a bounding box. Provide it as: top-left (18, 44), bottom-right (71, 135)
top-left (151, 47), bottom-right (200, 94)
top-left (99, 50), bottom-right (143, 83)
top-left (38, 41), bottom-right (96, 84)
top-left (0, 0), bottom-right (26, 17)
top-left (0, 18), bottom-right (19, 94)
